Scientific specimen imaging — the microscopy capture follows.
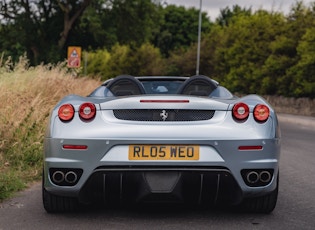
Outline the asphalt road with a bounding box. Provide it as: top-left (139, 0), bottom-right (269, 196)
top-left (0, 115), bottom-right (315, 230)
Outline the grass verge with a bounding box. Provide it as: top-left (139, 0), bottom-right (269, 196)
top-left (0, 56), bottom-right (100, 201)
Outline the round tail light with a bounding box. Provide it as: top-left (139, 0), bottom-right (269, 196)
top-left (232, 102), bottom-right (249, 121)
top-left (58, 104), bottom-right (75, 121)
top-left (79, 103), bottom-right (96, 120)
top-left (254, 104), bottom-right (270, 122)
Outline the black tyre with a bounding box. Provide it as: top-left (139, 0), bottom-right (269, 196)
top-left (242, 176), bottom-right (279, 213)
top-left (42, 179), bottom-right (78, 213)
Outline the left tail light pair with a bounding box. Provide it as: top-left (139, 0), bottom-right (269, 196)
top-left (58, 103), bottom-right (96, 121)
top-left (232, 103), bottom-right (270, 122)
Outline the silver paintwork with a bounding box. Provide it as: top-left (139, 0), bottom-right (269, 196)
top-left (44, 76), bottom-right (280, 203)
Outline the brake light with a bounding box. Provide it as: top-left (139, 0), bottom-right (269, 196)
top-left (63, 145), bottom-right (88, 150)
top-left (58, 104), bottom-right (75, 121)
top-left (254, 104), bottom-right (270, 122)
top-left (79, 102), bottom-right (96, 120)
top-left (140, 100), bottom-right (189, 103)
top-left (238, 145), bottom-right (263, 150)
top-left (232, 103), bottom-right (249, 120)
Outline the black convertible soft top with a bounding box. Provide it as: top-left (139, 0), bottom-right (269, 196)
top-left (89, 75), bottom-right (233, 99)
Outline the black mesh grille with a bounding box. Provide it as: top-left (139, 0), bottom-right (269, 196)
top-left (113, 109), bottom-right (215, 121)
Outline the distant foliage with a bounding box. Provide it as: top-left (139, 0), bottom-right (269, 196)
top-left (1, 1), bottom-right (315, 97)
top-left (86, 43), bottom-right (166, 80)
top-left (86, 49), bottom-right (111, 78)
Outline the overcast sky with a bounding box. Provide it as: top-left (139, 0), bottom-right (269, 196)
top-left (165, 0), bottom-right (314, 20)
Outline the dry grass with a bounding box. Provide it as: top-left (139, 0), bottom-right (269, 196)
top-left (0, 57), bottom-right (100, 151)
top-left (0, 56), bottom-right (100, 200)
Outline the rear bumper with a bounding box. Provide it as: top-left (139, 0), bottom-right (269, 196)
top-left (79, 167), bottom-right (243, 206)
top-left (44, 137), bottom-right (280, 205)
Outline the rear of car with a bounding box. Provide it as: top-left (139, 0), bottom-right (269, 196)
top-left (43, 75), bottom-right (280, 213)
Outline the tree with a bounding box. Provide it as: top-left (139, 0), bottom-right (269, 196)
top-left (110, 0), bottom-right (161, 47)
top-left (153, 4), bottom-right (212, 57)
top-left (57, 0), bottom-right (93, 50)
top-left (128, 43), bottom-right (166, 76)
top-left (261, 35), bottom-right (296, 95)
top-left (78, 0), bottom-right (118, 50)
top-left (216, 5), bottom-right (252, 27)
top-left (209, 10), bottom-right (286, 94)
top-left (270, 1), bottom-right (315, 97)
top-left (287, 27), bottom-right (315, 97)
top-left (0, 0), bottom-right (51, 64)
top-left (0, 0), bottom-right (94, 64)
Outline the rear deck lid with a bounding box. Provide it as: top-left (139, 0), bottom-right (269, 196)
top-left (99, 95), bottom-right (230, 111)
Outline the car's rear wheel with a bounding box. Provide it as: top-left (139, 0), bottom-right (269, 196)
top-left (42, 176), bottom-right (78, 213)
top-left (241, 175), bottom-right (279, 213)
top-left (42, 186), bottom-right (78, 213)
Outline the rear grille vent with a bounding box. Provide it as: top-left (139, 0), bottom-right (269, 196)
top-left (113, 109), bottom-right (215, 121)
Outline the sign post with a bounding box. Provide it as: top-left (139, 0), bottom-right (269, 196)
top-left (196, 0), bottom-right (202, 76)
top-left (67, 46), bottom-right (81, 68)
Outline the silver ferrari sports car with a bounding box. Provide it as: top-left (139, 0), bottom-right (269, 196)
top-left (43, 75), bottom-right (281, 213)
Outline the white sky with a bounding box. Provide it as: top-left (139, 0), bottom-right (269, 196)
top-left (165, 0), bottom-right (314, 20)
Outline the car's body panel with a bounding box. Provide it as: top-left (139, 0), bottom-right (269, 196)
top-left (43, 75), bottom-right (281, 213)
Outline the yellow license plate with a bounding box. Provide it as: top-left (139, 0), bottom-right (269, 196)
top-left (129, 145), bottom-right (199, 160)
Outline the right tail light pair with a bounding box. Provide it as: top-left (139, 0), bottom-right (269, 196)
top-left (232, 103), bottom-right (270, 122)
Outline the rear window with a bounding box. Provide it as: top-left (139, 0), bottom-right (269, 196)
top-left (140, 80), bottom-right (184, 94)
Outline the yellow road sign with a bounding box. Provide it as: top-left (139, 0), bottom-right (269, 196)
top-left (67, 46), bottom-right (81, 68)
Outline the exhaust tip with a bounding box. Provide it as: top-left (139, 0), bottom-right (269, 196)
top-left (65, 171), bottom-right (78, 184)
top-left (241, 169), bottom-right (274, 187)
top-left (246, 171), bottom-right (259, 184)
top-left (49, 168), bottom-right (83, 186)
top-left (259, 171), bottom-right (272, 183)
top-left (52, 171), bottom-right (65, 184)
